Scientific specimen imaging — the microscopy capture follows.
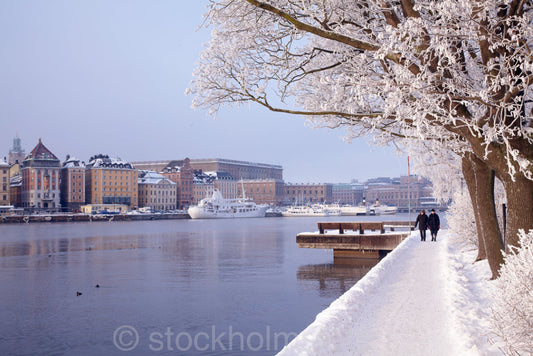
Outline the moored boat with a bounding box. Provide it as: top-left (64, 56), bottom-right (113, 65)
top-left (281, 204), bottom-right (331, 217)
top-left (339, 205), bottom-right (368, 216)
top-left (188, 189), bottom-right (267, 219)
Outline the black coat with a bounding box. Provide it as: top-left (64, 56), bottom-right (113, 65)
top-left (428, 213), bottom-right (440, 231)
top-left (415, 213), bottom-right (429, 230)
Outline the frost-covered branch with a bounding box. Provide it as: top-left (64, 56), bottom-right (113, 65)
top-left (189, 0), bottom-right (533, 180)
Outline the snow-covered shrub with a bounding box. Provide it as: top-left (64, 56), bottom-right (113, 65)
top-left (447, 189), bottom-right (478, 248)
top-left (490, 230), bottom-right (533, 355)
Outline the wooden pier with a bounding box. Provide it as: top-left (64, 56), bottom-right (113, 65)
top-left (297, 221), bottom-right (413, 259)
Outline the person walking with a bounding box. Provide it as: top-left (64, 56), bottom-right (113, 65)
top-left (428, 209), bottom-right (440, 241)
top-left (414, 210), bottom-right (429, 241)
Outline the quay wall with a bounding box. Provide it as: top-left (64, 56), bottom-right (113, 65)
top-left (0, 213), bottom-right (191, 224)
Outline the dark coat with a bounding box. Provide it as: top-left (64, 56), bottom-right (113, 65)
top-left (415, 213), bottom-right (429, 230)
top-left (428, 213), bottom-right (440, 232)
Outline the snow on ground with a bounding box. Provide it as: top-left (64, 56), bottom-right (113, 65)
top-left (278, 230), bottom-right (503, 356)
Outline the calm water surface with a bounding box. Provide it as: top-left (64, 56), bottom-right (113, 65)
top-left (0, 214), bottom-right (411, 355)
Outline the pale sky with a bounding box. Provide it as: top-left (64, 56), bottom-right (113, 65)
top-left (0, 0), bottom-right (408, 183)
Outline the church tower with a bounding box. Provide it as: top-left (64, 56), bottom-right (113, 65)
top-left (8, 135), bottom-right (25, 165)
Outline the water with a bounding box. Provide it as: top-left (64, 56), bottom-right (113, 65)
top-left (0, 214), bottom-right (411, 355)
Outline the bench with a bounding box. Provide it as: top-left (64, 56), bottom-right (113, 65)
top-left (317, 222), bottom-right (385, 234)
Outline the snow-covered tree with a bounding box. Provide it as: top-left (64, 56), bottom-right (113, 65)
top-left (188, 0), bottom-right (533, 275)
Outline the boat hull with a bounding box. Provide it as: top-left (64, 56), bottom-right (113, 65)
top-left (188, 206), bottom-right (267, 219)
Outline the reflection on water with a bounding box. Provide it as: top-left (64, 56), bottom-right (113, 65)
top-left (0, 214), bottom-right (412, 355)
top-left (297, 258), bottom-right (380, 298)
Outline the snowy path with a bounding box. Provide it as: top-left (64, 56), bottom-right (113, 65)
top-left (341, 236), bottom-right (460, 355)
top-left (278, 231), bottom-right (480, 356)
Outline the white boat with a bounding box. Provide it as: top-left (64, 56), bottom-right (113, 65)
top-left (282, 204), bottom-right (332, 217)
top-left (188, 189), bottom-right (267, 219)
top-left (369, 205), bottom-right (398, 215)
top-left (323, 203), bottom-right (342, 216)
top-left (339, 205), bottom-right (368, 216)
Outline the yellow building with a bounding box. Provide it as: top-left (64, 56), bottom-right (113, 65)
top-left (0, 157), bottom-right (10, 206)
top-left (80, 204), bottom-right (128, 214)
top-left (85, 154), bottom-right (138, 209)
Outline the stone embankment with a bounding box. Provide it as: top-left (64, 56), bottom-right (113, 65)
top-left (0, 213), bottom-right (190, 224)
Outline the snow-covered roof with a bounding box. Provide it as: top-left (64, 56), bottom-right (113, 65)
top-left (24, 138), bottom-right (59, 162)
top-left (87, 154), bottom-right (133, 169)
top-left (0, 157), bottom-right (9, 166)
top-left (138, 170), bottom-right (176, 185)
top-left (62, 156), bottom-right (85, 168)
top-left (10, 174), bottom-right (22, 185)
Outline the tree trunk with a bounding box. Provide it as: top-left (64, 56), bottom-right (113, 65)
top-left (499, 174), bottom-right (533, 250)
top-left (461, 154), bottom-right (486, 261)
top-left (462, 153), bottom-right (504, 279)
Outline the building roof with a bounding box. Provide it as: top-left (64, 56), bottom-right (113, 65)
top-left (0, 157), bottom-right (9, 167)
top-left (62, 156), bottom-right (85, 168)
top-left (86, 154), bottom-right (133, 169)
top-left (24, 138), bottom-right (59, 162)
top-left (138, 170), bottom-right (176, 185)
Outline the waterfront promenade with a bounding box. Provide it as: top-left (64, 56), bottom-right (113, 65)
top-left (278, 230), bottom-right (500, 355)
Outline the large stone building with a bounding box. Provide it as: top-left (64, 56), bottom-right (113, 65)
top-left (133, 158), bottom-right (283, 207)
top-left (60, 156), bottom-right (86, 212)
top-left (0, 157), bottom-right (10, 206)
top-left (189, 158), bottom-right (283, 180)
top-left (21, 139), bottom-right (61, 209)
top-left (8, 135), bottom-right (25, 165)
top-left (284, 183), bottom-right (333, 204)
top-left (364, 175), bottom-right (433, 208)
top-left (85, 154), bottom-right (138, 209)
top-left (138, 171), bottom-right (177, 211)
top-left (238, 179), bottom-right (285, 206)
top-left (332, 183), bottom-right (366, 205)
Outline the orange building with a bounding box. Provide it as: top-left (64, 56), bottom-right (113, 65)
top-left (160, 158), bottom-right (193, 209)
top-left (284, 183), bottom-right (333, 204)
top-left (238, 179), bottom-right (285, 206)
top-left (85, 154), bottom-right (138, 209)
top-left (21, 139), bottom-right (61, 209)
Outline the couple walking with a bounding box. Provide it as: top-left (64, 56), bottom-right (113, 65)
top-left (414, 209), bottom-right (440, 241)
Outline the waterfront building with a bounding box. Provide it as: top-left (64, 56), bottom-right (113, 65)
top-left (9, 174), bottom-right (22, 207)
top-left (284, 183), bottom-right (333, 204)
top-left (20, 139), bottom-right (61, 209)
top-left (332, 183), bottom-right (366, 205)
top-left (8, 135), bottom-right (25, 165)
top-left (192, 172), bottom-right (215, 205)
top-left (85, 154), bottom-right (138, 209)
top-left (159, 159), bottom-right (193, 209)
top-left (364, 175), bottom-right (433, 208)
top-left (238, 179), bottom-right (285, 206)
top-left (206, 171), bottom-right (238, 199)
top-left (192, 171), bottom-right (239, 205)
top-left (138, 170), bottom-right (177, 211)
top-left (0, 157), bottom-right (10, 206)
top-left (80, 204), bottom-right (128, 214)
top-left (189, 158), bottom-right (283, 180)
top-left (332, 183), bottom-right (356, 205)
top-left (60, 156), bottom-right (86, 212)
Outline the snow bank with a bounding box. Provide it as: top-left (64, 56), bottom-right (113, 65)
top-left (278, 230), bottom-right (503, 356)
